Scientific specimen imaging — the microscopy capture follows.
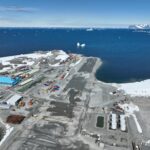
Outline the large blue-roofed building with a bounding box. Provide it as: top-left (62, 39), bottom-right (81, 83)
top-left (0, 76), bottom-right (21, 86)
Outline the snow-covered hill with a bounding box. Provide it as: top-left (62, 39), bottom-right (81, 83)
top-left (129, 24), bottom-right (150, 29)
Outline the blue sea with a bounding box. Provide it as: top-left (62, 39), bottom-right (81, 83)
top-left (0, 28), bottom-right (150, 83)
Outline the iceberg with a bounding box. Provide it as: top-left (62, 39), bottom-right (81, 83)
top-left (77, 42), bottom-right (86, 48)
top-left (113, 79), bottom-right (150, 97)
top-left (80, 43), bottom-right (86, 48)
top-left (77, 42), bottom-right (80, 47)
top-left (86, 28), bottom-right (93, 31)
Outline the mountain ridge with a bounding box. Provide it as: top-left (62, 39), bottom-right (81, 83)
top-left (129, 24), bottom-right (150, 29)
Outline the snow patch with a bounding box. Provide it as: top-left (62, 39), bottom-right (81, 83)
top-left (0, 50), bottom-right (71, 70)
top-left (118, 102), bottom-right (139, 114)
top-left (55, 50), bottom-right (69, 62)
top-left (0, 51), bottom-right (53, 71)
top-left (0, 119), bottom-right (14, 146)
top-left (69, 57), bottom-right (82, 67)
top-left (113, 79), bottom-right (150, 97)
top-left (0, 51), bottom-right (52, 65)
top-left (118, 103), bottom-right (142, 133)
top-left (132, 114), bottom-right (142, 133)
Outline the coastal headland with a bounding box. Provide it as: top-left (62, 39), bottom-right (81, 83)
top-left (0, 50), bottom-right (149, 150)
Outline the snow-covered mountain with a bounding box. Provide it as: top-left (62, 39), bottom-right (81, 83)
top-left (129, 24), bottom-right (150, 29)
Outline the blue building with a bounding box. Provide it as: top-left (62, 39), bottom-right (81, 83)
top-left (0, 76), bottom-right (21, 86)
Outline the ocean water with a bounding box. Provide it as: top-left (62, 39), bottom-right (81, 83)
top-left (0, 28), bottom-right (150, 83)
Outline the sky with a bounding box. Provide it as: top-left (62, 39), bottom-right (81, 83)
top-left (0, 0), bottom-right (150, 28)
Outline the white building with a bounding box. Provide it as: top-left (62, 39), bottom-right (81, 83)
top-left (120, 115), bottom-right (126, 131)
top-left (0, 103), bottom-right (11, 109)
top-left (111, 113), bottom-right (117, 130)
top-left (19, 78), bottom-right (33, 86)
top-left (7, 94), bottom-right (23, 106)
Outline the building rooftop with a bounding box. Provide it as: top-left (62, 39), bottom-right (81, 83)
top-left (0, 76), bottom-right (21, 85)
top-left (7, 94), bottom-right (22, 106)
top-left (111, 113), bottom-right (117, 130)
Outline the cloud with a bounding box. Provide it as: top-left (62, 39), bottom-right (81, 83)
top-left (0, 6), bottom-right (37, 13)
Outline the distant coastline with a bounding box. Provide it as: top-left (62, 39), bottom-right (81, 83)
top-left (1, 50), bottom-right (150, 97)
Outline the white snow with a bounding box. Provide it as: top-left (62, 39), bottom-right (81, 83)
top-left (49, 63), bottom-right (60, 67)
top-left (130, 24), bottom-right (150, 29)
top-left (0, 51), bottom-right (53, 72)
top-left (118, 102), bottom-right (142, 133)
top-left (114, 79), bottom-right (150, 97)
top-left (0, 66), bottom-right (12, 72)
top-left (0, 51), bottom-right (52, 65)
top-left (18, 51), bottom-right (52, 59)
top-left (145, 140), bottom-right (150, 145)
top-left (0, 50), bottom-right (71, 71)
top-left (132, 114), bottom-right (142, 133)
top-left (137, 24), bottom-right (149, 29)
top-left (118, 102), bottom-right (139, 114)
top-left (0, 119), bottom-right (14, 146)
top-left (63, 72), bottom-right (69, 79)
top-left (136, 25), bottom-right (144, 29)
top-left (69, 57), bottom-right (82, 67)
top-left (55, 50), bottom-right (69, 62)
